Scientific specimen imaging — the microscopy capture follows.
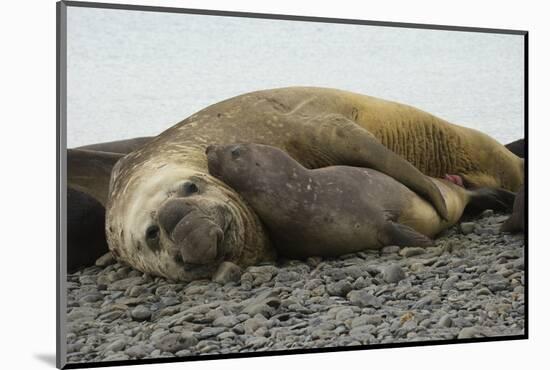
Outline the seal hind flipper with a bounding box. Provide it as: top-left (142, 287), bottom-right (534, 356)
top-left (380, 222), bottom-right (434, 247)
top-left (464, 187), bottom-right (516, 215)
top-left (68, 149), bottom-right (125, 207)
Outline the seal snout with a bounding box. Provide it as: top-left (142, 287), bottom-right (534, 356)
top-left (157, 198), bottom-right (223, 265)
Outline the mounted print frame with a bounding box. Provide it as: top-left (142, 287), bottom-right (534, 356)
top-left (57, 1), bottom-right (528, 368)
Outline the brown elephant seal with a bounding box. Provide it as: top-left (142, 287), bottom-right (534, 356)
top-left (67, 187), bottom-right (109, 272)
top-left (501, 184), bottom-right (525, 233)
top-left (69, 87), bottom-right (523, 281)
top-left (505, 138), bottom-right (525, 158)
top-left (207, 143), bottom-right (515, 258)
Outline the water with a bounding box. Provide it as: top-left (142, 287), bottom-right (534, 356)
top-left (67, 7), bottom-right (525, 148)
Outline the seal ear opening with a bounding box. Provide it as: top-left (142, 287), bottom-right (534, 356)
top-left (380, 222), bottom-right (434, 248)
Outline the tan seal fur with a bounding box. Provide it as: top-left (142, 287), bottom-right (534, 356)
top-left (99, 87), bottom-right (523, 281)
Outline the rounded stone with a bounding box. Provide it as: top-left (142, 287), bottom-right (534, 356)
top-left (382, 264), bottom-right (406, 284)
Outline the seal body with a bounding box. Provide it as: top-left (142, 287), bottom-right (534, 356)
top-left (207, 143), bottom-right (514, 258)
top-left (501, 184), bottom-right (525, 233)
top-left (75, 87), bottom-right (523, 281)
top-left (67, 187), bottom-right (109, 272)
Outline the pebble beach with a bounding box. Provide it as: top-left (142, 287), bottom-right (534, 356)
top-left (65, 209), bottom-right (525, 364)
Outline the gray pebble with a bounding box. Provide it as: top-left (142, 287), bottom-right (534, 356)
top-left (95, 252), bottom-right (116, 267)
top-left (131, 305), bottom-right (152, 321)
top-left (399, 247), bottom-right (426, 258)
top-left (382, 264), bottom-right (406, 283)
top-left (105, 338), bottom-right (127, 352)
top-left (212, 262), bottom-right (242, 285)
top-left (457, 327), bottom-right (485, 339)
top-left (125, 344), bottom-right (154, 359)
top-left (381, 246), bottom-right (401, 254)
top-left (460, 222), bottom-right (476, 234)
top-left (348, 290), bottom-right (382, 308)
top-left (327, 281), bottom-right (353, 297)
top-left (154, 332), bottom-right (198, 353)
top-left (438, 315), bottom-right (453, 328)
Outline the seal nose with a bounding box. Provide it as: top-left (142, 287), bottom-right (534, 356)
top-left (157, 198), bottom-right (192, 238)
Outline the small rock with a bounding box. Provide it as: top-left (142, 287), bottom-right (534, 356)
top-left (348, 290), bottom-right (382, 308)
top-left (382, 264), bottom-right (406, 283)
top-left (212, 262), bottom-right (242, 284)
top-left (127, 285), bottom-right (148, 297)
top-left (481, 273), bottom-right (508, 292)
top-left (95, 252), bottom-right (116, 267)
top-left (105, 338), bottom-right (127, 352)
top-left (245, 336), bottom-right (269, 349)
top-left (131, 305), bottom-right (152, 321)
top-left (335, 308), bottom-right (355, 321)
top-left (460, 222), bottom-right (475, 234)
top-left (399, 247), bottom-right (426, 258)
top-left (438, 315), bottom-right (453, 328)
top-left (458, 327), bottom-right (485, 339)
top-left (125, 344), bottom-right (154, 359)
top-left (108, 277), bottom-right (144, 291)
top-left (154, 332), bottom-right (198, 353)
top-left (381, 246), bottom-right (401, 254)
top-left (327, 281), bottom-right (353, 297)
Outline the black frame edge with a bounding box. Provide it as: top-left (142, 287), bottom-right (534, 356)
top-left (523, 32), bottom-right (529, 338)
top-left (62, 0), bottom-right (527, 35)
top-left (57, 1), bottom-right (68, 369)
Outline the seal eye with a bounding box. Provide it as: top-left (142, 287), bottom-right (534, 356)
top-left (181, 182), bottom-right (199, 196)
top-left (231, 147), bottom-right (241, 159)
top-left (145, 225), bottom-right (160, 250)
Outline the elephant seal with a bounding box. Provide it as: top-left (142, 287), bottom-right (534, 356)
top-left (501, 184), bottom-right (525, 233)
top-left (67, 187), bottom-right (109, 272)
top-left (70, 87), bottom-right (524, 281)
top-left (505, 138), bottom-right (525, 158)
top-left (207, 143), bottom-right (515, 258)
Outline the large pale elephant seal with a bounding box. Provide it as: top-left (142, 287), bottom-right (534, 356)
top-left (206, 143), bottom-right (515, 258)
top-left (70, 87), bottom-right (524, 281)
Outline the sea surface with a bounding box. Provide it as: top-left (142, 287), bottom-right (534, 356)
top-left (67, 7), bottom-right (525, 148)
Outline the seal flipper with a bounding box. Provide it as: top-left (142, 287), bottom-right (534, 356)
top-left (379, 222), bottom-right (434, 248)
top-left (68, 149), bottom-right (125, 207)
top-left (77, 136), bottom-right (153, 154)
top-left (298, 115), bottom-right (449, 221)
top-left (464, 187), bottom-right (516, 215)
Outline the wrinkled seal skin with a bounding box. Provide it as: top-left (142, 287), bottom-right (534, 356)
top-left (105, 87), bottom-right (524, 281)
top-left (207, 143), bottom-right (515, 258)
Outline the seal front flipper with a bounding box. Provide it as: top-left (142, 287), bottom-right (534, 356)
top-left (379, 221), bottom-right (434, 248)
top-left (68, 149), bottom-right (125, 207)
top-left (296, 114), bottom-right (449, 221)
